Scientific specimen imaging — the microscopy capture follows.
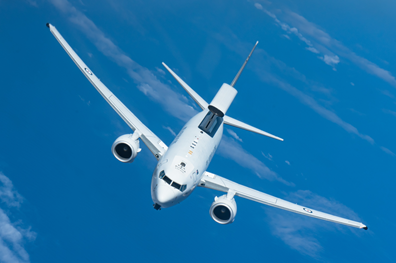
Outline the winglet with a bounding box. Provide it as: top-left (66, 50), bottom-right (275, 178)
top-left (162, 62), bottom-right (208, 110)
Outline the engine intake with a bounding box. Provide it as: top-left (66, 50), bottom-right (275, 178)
top-left (209, 194), bottom-right (237, 224)
top-left (112, 133), bottom-right (141, 163)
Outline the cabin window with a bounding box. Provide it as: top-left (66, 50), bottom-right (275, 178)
top-left (199, 111), bottom-right (223, 137)
top-left (159, 170), bottom-right (165, 179)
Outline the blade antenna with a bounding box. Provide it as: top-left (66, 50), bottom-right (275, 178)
top-left (230, 41), bottom-right (259, 87)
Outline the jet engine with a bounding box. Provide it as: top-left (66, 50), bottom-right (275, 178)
top-left (209, 194), bottom-right (237, 224)
top-left (111, 133), bottom-right (141, 163)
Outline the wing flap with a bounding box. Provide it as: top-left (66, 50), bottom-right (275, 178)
top-left (200, 172), bottom-right (367, 229)
top-left (48, 23), bottom-right (167, 159)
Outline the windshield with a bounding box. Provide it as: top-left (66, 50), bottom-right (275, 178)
top-left (159, 170), bottom-right (186, 192)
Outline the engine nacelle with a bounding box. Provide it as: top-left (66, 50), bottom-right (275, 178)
top-left (209, 194), bottom-right (237, 224)
top-left (111, 133), bottom-right (141, 163)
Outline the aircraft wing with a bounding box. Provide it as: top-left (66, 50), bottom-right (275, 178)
top-left (47, 23), bottom-right (168, 159)
top-left (199, 171), bottom-right (368, 230)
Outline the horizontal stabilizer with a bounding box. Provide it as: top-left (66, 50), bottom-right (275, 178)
top-left (162, 62), bottom-right (208, 110)
top-left (224, 116), bottom-right (283, 141)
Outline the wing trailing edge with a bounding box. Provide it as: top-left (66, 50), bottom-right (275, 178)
top-left (200, 172), bottom-right (367, 230)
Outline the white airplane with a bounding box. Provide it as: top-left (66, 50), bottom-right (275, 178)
top-left (47, 23), bottom-right (368, 230)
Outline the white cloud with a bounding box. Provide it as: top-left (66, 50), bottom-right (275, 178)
top-left (322, 54), bottom-right (340, 66)
top-left (259, 9), bottom-right (325, 58)
top-left (0, 173), bottom-right (36, 263)
top-left (25, 0), bottom-right (38, 7)
top-left (305, 46), bottom-right (319, 54)
top-left (380, 146), bottom-right (395, 156)
top-left (261, 152), bottom-right (273, 161)
top-left (285, 160), bottom-right (290, 165)
top-left (381, 90), bottom-right (394, 98)
top-left (257, 6), bottom-right (396, 85)
top-left (254, 3), bottom-right (263, 10)
top-left (265, 190), bottom-right (362, 258)
top-left (218, 137), bottom-right (293, 186)
top-left (162, 126), bottom-right (176, 136)
top-left (49, 0), bottom-right (197, 122)
top-left (255, 0), bottom-right (272, 6)
top-left (155, 67), bottom-right (166, 75)
top-left (0, 174), bottom-right (23, 208)
top-left (283, 11), bottom-right (396, 87)
top-left (226, 129), bottom-right (242, 142)
top-left (256, 66), bottom-right (375, 145)
top-left (350, 82), bottom-right (355, 86)
top-left (214, 30), bottom-right (395, 155)
top-left (309, 85), bottom-right (332, 95)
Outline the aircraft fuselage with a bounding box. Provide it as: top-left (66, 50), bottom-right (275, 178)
top-left (151, 110), bottom-right (223, 209)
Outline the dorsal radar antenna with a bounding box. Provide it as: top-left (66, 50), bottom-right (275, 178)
top-left (230, 41), bottom-right (259, 87)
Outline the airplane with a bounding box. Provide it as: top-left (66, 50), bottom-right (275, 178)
top-left (46, 23), bottom-right (368, 230)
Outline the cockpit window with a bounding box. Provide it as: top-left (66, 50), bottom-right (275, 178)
top-left (171, 181), bottom-right (181, 190)
top-left (163, 175), bottom-right (172, 185)
top-left (198, 111), bottom-right (223, 137)
top-left (159, 171), bottom-right (187, 192)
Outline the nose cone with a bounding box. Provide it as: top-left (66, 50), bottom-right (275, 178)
top-left (154, 183), bottom-right (178, 208)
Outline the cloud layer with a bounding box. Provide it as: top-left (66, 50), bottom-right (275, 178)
top-left (50, 0), bottom-right (197, 122)
top-left (265, 190), bottom-right (362, 258)
top-left (215, 31), bottom-right (376, 146)
top-left (0, 173), bottom-right (36, 263)
top-left (218, 136), bottom-right (293, 185)
top-left (255, 3), bottom-right (396, 87)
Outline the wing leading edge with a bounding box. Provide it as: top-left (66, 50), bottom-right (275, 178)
top-left (47, 23), bottom-right (167, 159)
top-left (199, 171), bottom-right (368, 230)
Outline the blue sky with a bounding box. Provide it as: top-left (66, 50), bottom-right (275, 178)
top-left (1, 0), bottom-right (396, 262)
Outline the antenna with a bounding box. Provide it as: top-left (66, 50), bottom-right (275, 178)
top-left (230, 41), bottom-right (259, 87)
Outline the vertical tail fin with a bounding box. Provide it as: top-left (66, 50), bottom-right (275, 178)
top-left (207, 41), bottom-right (259, 117)
top-left (230, 41), bottom-right (259, 87)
